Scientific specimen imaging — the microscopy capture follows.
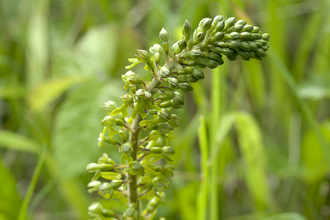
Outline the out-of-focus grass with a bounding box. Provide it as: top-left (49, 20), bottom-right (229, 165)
top-left (1, 0), bottom-right (330, 219)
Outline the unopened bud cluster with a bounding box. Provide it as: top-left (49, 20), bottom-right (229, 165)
top-left (87, 15), bottom-right (269, 220)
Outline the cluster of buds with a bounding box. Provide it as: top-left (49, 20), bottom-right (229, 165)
top-left (87, 15), bottom-right (269, 220)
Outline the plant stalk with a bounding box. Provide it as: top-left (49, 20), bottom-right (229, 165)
top-left (127, 60), bottom-right (176, 216)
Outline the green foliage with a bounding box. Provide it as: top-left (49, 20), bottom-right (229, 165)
top-left (1, 1), bottom-right (330, 220)
top-left (86, 15), bottom-right (269, 219)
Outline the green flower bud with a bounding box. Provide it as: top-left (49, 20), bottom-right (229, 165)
top-left (159, 101), bottom-right (173, 108)
top-left (119, 130), bottom-right (127, 143)
top-left (199, 18), bottom-right (212, 31)
top-left (217, 41), bottom-right (228, 48)
top-left (150, 147), bottom-right (163, 154)
top-left (165, 164), bottom-right (175, 171)
top-left (178, 82), bottom-right (193, 92)
top-left (147, 197), bottom-right (159, 212)
top-left (248, 51), bottom-right (256, 58)
top-left (210, 52), bottom-right (223, 61)
top-left (88, 181), bottom-right (102, 188)
top-left (233, 24), bottom-right (244, 32)
top-left (159, 28), bottom-right (169, 42)
top-left (86, 163), bottom-right (100, 172)
top-left (173, 91), bottom-right (184, 106)
top-left (205, 59), bottom-right (219, 69)
top-left (135, 89), bottom-right (145, 99)
top-left (153, 165), bottom-right (163, 172)
top-left (217, 47), bottom-right (234, 56)
top-left (101, 116), bottom-right (116, 127)
top-left (111, 181), bottom-right (122, 189)
top-left (177, 75), bottom-right (187, 82)
top-left (122, 71), bottom-right (144, 86)
top-left (99, 164), bottom-right (114, 171)
top-left (228, 32), bottom-right (240, 39)
top-left (212, 15), bottom-right (224, 26)
top-left (182, 20), bottom-right (192, 40)
top-left (187, 74), bottom-right (199, 83)
top-left (150, 44), bottom-right (162, 54)
top-left (102, 209), bottom-right (115, 218)
top-left (119, 142), bottom-right (133, 156)
top-left (158, 108), bottom-right (171, 121)
top-left (238, 49), bottom-right (250, 61)
top-left (162, 146), bottom-right (175, 155)
top-left (181, 59), bottom-right (195, 66)
top-left (98, 153), bottom-right (116, 165)
top-left (249, 33), bottom-right (259, 40)
top-left (249, 42), bottom-right (258, 50)
top-left (227, 54), bottom-right (237, 61)
top-left (258, 39), bottom-right (267, 45)
top-left (217, 56), bottom-right (224, 65)
top-left (178, 39), bottom-right (187, 51)
top-left (210, 32), bottom-right (224, 42)
top-left (242, 25), bottom-right (253, 32)
top-left (123, 205), bottom-right (139, 219)
top-left (251, 26), bottom-right (260, 33)
top-left (197, 32), bottom-right (204, 42)
top-left (154, 52), bottom-right (161, 64)
top-left (236, 19), bottom-right (247, 26)
top-left (136, 49), bottom-right (150, 63)
top-left (240, 32), bottom-right (251, 39)
top-left (262, 33), bottom-right (270, 41)
top-left (228, 40), bottom-right (240, 50)
top-left (261, 45), bottom-right (269, 51)
top-left (255, 48), bottom-right (266, 57)
top-left (167, 78), bottom-right (178, 89)
top-left (101, 101), bottom-right (117, 114)
top-left (214, 21), bottom-right (225, 32)
top-left (185, 49), bottom-right (202, 59)
top-left (239, 41), bottom-right (250, 51)
top-left (192, 68), bottom-right (204, 79)
top-left (158, 123), bottom-right (173, 135)
top-left (160, 66), bottom-right (170, 78)
top-left (224, 17), bottom-right (236, 31)
top-left (120, 93), bottom-right (133, 104)
top-left (99, 182), bottom-right (112, 191)
top-left (255, 41), bottom-right (263, 47)
top-left (184, 66), bottom-right (193, 74)
top-left (172, 42), bottom-right (181, 54)
top-left (129, 161), bottom-right (144, 175)
top-left (168, 114), bottom-right (181, 127)
top-left (98, 132), bottom-right (106, 148)
top-left (88, 202), bottom-right (103, 214)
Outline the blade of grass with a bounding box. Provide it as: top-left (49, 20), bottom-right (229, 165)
top-left (269, 48), bottom-right (330, 168)
top-left (18, 145), bottom-right (46, 220)
top-left (197, 115), bottom-right (209, 220)
top-left (210, 67), bottom-right (221, 220)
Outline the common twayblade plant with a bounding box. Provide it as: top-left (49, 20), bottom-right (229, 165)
top-left (86, 15), bottom-right (269, 220)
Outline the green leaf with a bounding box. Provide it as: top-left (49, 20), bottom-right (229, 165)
top-left (0, 158), bottom-right (22, 220)
top-left (27, 76), bottom-right (85, 112)
top-left (262, 212), bottom-right (308, 220)
top-left (100, 172), bottom-right (122, 180)
top-left (138, 190), bottom-right (154, 200)
top-left (0, 130), bottom-right (41, 153)
top-left (52, 24), bottom-right (119, 78)
top-left (301, 121), bottom-right (330, 182)
top-left (112, 191), bottom-right (129, 204)
top-left (52, 79), bottom-right (123, 180)
top-left (235, 112), bottom-right (271, 210)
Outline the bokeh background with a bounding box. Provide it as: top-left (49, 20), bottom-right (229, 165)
top-left (1, 0), bottom-right (330, 219)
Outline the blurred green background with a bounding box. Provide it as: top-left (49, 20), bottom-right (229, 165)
top-left (1, 0), bottom-right (330, 219)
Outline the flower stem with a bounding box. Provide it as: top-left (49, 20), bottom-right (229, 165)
top-left (127, 61), bottom-right (176, 216)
